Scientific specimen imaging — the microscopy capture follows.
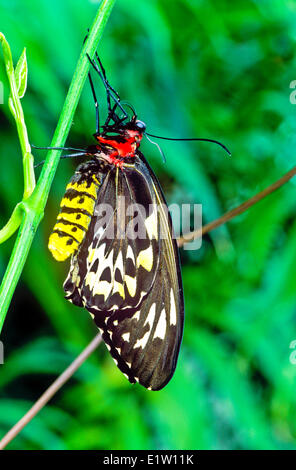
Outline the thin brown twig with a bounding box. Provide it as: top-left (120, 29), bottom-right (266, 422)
top-left (0, 333), bottom-right (102, 450)
top-left (0, 165), bottom-right (296, 450)
top-left (178, 166), bottom-right (296, 247)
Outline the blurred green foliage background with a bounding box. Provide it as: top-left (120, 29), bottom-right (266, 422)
top-left (0, 0), bottom-right (296, 450)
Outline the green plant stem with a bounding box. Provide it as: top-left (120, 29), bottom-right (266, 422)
top-left (0, 34), bottom-right (35, 199)
top-left (0, 204), bottom-right (23, 244)
top-left (0, 0), bottom-right (117, 333)
top-left (33, 0), bottom-right (116, 204)
top-left (0, 35), bottom-right (34, 241)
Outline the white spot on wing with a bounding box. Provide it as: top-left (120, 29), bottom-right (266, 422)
top-left (153, 308), bottom-right (166, 340)
top-left (114, 251), bottom-right (124, 275)
top-left (127, 245), bottom-right (135, 262)
top-left (145, 303), bottom-right (156, 328)
top-left (133, 311), bottom-right (140, 322)
top-left (86, 246), bottom-right (114, 300)
top-left (170, 289), bottom-right (177, 326)
top-left (134, 330), bottom-right (150, 349)
top-left (134, 303), bottom-right (156, 349)
top-left (145, 209), bottom-right (158, 240)
top-left (137, 245), bottom-right (153, 271)
top-left (122, 332), bottom-right (130, 342)
top-left (93, 280), bottom-right (113, 299)
top-left (125, 274), bottom-right (136, 297)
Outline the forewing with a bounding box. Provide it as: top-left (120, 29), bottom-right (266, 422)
top-left (64, 163), bottom-right (160, 311)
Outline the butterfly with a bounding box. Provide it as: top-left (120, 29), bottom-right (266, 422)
top-left (48, 53), bottom-right (184, 390)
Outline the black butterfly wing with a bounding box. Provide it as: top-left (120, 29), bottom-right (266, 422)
top-left (64, 153), bottom-right (184, 390)
top-left (64, 161), bottom-right (160, 311)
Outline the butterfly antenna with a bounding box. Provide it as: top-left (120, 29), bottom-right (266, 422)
top-left (146, 133), bottom-right (231, 156)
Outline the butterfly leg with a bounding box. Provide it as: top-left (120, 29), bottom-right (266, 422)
top-left (88, 71), bottom-right (100, 133)
top-left (86, 53), bottom-right (128, 125)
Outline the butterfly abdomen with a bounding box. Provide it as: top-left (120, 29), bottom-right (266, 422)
top-left (49, 165), bottom-right (101, 262)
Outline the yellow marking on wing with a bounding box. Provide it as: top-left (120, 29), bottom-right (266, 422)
top-left (145, 210), bottom-right (158, 240)
top-left (137, 245), bottom-right (153, 272)
top-left (71, 262), bottom-right (81, 286)
top-left (57, 211), bottom-right (91, 230)
top-left (94, 280), bottom-right (113, 299)
top-left (92, 175), bottom-right (100, 185)
top-left (113, 281), bottom-right (125, 299)
top-left (84, 271), bottom-right (94, 289)
top-left (125, 275), bottom-right (137, 297)
top-left (87, 247), bottom-right (96, 264)
top-left (85, 269), bottom-right (114, 302)
top-left (48, 233), bottom-right (79, 261)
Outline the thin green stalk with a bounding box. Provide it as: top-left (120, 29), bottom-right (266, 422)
top-left (0, 35), bottom-right (34, 199)
top-left (0, 204), bottom-right (23, 244)
top-left (0, 0), bottom-right (117, 333)
top-left (0, 333), bottom-right (103, 450)
top-left (0, 34), bottom-right (34, 241)
top-left (33, 0), bottom-right (116, 203)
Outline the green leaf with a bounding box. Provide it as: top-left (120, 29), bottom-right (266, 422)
top-left (14, 47), bottom-right (27, 98)
top-left (0, 32), bottom-right (13, 74)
